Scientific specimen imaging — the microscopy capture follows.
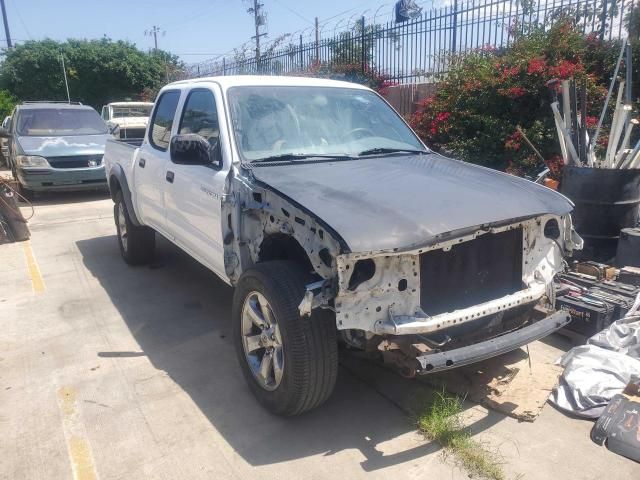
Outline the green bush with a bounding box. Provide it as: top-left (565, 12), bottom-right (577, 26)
top-left (0, 89), bottom-right (17, 119)
top-left (409, 21), bottom-right (622, 177)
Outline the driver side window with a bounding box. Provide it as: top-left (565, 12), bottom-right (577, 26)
top-left (178, 89), bottom-right (219, 145)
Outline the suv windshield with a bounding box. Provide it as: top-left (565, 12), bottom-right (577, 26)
top-left (228, 86), bottom-right (426, 162)
top-left (16, 108), bottom-right (108, 136)
top-left (112, 106), bottom-right (152, 118)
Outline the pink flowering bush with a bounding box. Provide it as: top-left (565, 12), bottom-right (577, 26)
top-left (410, 21), bottom-right (619, 177)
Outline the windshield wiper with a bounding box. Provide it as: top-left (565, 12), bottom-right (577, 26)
top-left (250, 153), bottom-right (355, 164)
top-left (357, 147), bottom-right (429, 156)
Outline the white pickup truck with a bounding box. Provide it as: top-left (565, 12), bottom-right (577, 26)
top-left (104, 75), bottom-right (582, 416)
top-left (101, 102), bottom-right (153, 140)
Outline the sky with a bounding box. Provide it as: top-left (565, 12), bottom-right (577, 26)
top-left (0, 0), bottom-right (437, 66)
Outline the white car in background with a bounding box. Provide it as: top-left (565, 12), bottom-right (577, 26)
top-left (101, 102), bottom-right (153, 140)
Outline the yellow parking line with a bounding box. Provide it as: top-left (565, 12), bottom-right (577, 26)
top-left (57, 386), bottom-right (98, 480)
top-left (22, 241), bottom-right (45, 293)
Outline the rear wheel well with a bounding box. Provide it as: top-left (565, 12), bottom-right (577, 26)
top-left (108, 175), bottom-right (121, 201)
top-left (258, 233), bottom-right (313, 273)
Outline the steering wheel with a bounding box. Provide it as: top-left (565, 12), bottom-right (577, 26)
top-left (341, 127), bottom-right (375, 141)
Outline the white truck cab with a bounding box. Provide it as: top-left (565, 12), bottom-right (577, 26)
top-left (102, 101), bottom-right (153, 140)
top-left (103, 76), bottom-right (581, 416)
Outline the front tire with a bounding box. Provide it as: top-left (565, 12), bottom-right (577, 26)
top-left (232, 261), bottom-right (338, 416)
top-left (17, 182), bottom-right (33, 202)
top-left (114, 191), bottom-right (155, 265)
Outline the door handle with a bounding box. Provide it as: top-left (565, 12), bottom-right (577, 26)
top-left (138, 158), bottom-right (146, 168)
top-left (165, 171), bottom-right (175, 183)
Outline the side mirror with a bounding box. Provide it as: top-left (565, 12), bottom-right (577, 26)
top-left (109, 124), bottom-right (120, 136)
top-left (170, 134), bottom-right (222, 168)
top-left (0, 128), bottom-right (12, 138)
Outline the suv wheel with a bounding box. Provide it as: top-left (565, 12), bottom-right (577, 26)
top-left (114, 191), bottom-right (155, 265)
top-left (233, 260), bottom-right (338, 416)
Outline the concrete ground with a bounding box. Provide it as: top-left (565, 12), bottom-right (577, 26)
top-left (1, 190), bottom-right (639, 480)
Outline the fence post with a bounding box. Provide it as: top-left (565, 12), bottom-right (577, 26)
top-left (315, 16), bottom-right (320, 63)
top-left (452, 0), bottom-right (458, 53)
top-left (222, 58), bottom-right (226, 76)
top-left (299, 34), bottom-right (304, 69)
top-left (600, 0), bottom-right (609, 41)
top-left (361, 16), bottom-right (366, 73)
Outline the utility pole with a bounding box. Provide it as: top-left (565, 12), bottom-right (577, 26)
top-left (247, 0), bottom-right (266, 63)
top-left (0, 0), bottom-right (12, 48)
top-left (145, 25), bottom-right (162, 52)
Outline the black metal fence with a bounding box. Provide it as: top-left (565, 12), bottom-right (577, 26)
top-left (187, 0), bottom-right (634, 84)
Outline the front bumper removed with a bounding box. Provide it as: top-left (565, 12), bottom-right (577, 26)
top-left (415, 310), bottom-right (571, 374)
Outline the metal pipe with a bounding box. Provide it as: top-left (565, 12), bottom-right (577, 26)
top-left (590, 37), bottom-right (628, 160)
top-left (623, 136), bottom-right (640, 169)
top-left (516, 126), bottom-right (545, 163)
top-left (579, 80), bottom-right (588, 164)
top-left (562, 80), bottom-right (571, 134)
top-left (552, 102), bottom-right (569, 165)
top-left (606, 81), bottom-right (626, 167)
top-left (628, 152), bottom-right (640, 169)
top-left (552, 102), bottom-right (581, 166)
top-left (614, 119), bottom-right (637, 168)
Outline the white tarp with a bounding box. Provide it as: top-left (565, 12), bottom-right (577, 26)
top-left (550, 292), bottom-right (640, 418)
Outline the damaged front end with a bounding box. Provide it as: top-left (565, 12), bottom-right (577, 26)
top-left (331, 215), bottom-right (581, 376)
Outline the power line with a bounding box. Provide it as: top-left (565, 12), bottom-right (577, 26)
top-left (271, 0), bottom-right (314, 25)
top-left (9, 0), bottom-right (30, 40)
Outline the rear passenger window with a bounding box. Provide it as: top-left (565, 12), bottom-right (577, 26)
top-left (178, 90), bottom-right (219, 145)
top-left (149, 91), bottom-right (180, 151)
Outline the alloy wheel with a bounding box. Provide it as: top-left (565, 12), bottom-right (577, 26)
top-left (241, 291), bottom-right (284, 391)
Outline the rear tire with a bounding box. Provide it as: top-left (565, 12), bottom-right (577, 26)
top-left (232, 260), bottom-right (338, 416)
top-left (114, 190), bottom-right (155, 265)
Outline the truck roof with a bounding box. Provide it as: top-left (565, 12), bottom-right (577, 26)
top-left (107, 102), bottom-right (154, 107)
top-left (167, 75), bottom-right (371, 91)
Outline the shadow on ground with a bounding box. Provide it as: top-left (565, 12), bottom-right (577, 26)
top-left (76, 234), bottom-right (507, 471)
top-left (21, 189), bottom-right (110, 207)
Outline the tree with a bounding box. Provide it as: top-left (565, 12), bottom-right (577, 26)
top-left (0, 89), bottom-right (17, 119)
top-left (0, 39), bottom-right (184, 108)
top-left (328, 19), bottom-right (382, 67)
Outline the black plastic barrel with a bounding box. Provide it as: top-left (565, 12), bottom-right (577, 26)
top-left (560, 166), bottom-right (640, 261)
top-left (616, 228), bottom-right (640, 267)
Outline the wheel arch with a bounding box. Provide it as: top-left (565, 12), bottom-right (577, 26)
top-left (257, 233), bottom-right (314, 273)
top-left (109, 164), bottom-right (141, 226)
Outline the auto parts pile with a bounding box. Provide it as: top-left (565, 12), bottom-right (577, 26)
top-left (555, 266), bottom-right (640, 341)
top-left (550, 290), bottom-right (640, 419)
top-left (0, 178), bottom-right (30, 243)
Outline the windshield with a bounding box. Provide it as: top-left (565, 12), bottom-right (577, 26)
top-left (16, 108), bottom-right (108, 136)
top-left (227, 86), bottom-right (426, 162)
top-left (112, 106), bottom-right (152, 118)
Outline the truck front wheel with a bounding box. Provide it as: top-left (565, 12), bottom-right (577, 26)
top-left (114, 191), bottom-right (155, 265)
top-left (232, 261), bottom-right (338, 416)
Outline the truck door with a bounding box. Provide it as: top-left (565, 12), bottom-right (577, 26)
top-left (135, 90), bottom-right (181, 235)
top-left (164, 87), bottom-right (228, 277)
